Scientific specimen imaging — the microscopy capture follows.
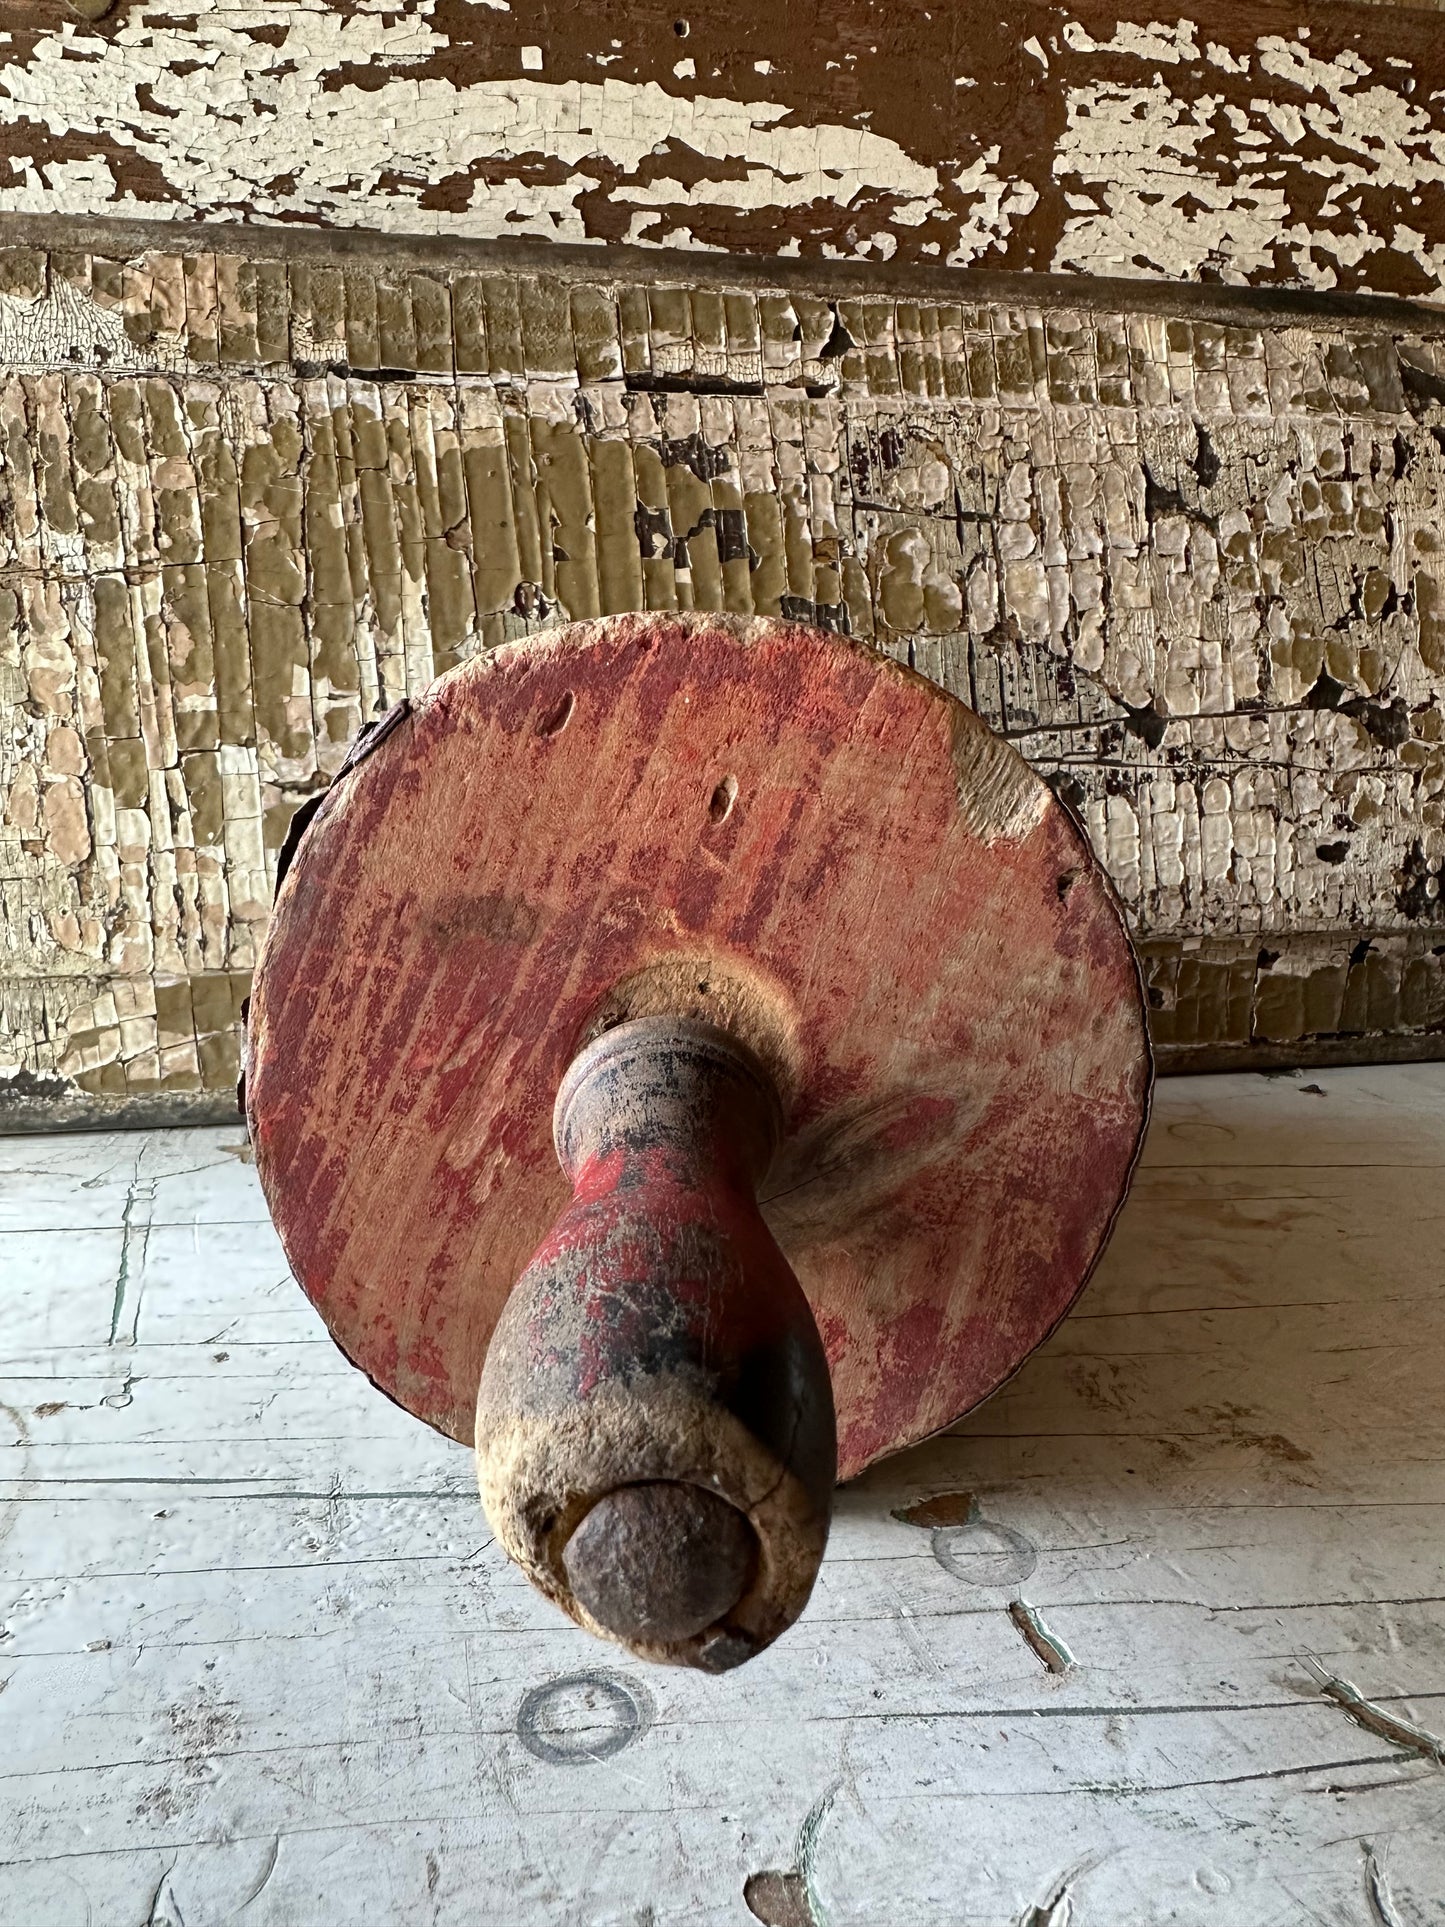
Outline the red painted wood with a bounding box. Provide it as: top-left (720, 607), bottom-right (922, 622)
top-left (248, 614), bottom-right (1151, 1479)
top-left (475, 1016), bottom-right (835, 1666)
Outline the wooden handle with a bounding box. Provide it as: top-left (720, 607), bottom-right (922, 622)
top-left (474, 1017), bottom-right (836, 1669)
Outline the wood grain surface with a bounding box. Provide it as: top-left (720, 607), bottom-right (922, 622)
top-left (247, 614), bottom-right (1149, 1475)
top-left (2, 1065), bottom-right (1442, 1922)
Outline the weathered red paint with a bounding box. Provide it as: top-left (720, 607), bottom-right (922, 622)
top-left (248, 614), bottom-right (1151, 1479)
top-left (473, 1015), bottom-right (835, 1665)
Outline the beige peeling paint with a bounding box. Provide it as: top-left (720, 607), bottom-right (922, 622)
top-left (1, 239), bottom-right (1444, 1112)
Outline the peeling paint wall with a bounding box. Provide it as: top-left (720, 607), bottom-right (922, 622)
top-left (2, 236), bottom-right (1445, 1117)
top-left (0, 3), bottom-right (1443, 302)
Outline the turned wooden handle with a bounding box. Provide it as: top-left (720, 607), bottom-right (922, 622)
top-left (250, 615), bottom-right (1148, 1681)
top-left (474, 1017), bottom-right (836, 1670)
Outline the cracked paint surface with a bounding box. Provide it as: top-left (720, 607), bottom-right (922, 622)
top-left (2, 240), bottom-right (1445, 1114)
top-left (0, 2), bottom-right (1443, 301)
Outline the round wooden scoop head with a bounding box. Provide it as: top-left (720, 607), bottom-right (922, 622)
top-left (247, 613), bottom-right (1151, 1663)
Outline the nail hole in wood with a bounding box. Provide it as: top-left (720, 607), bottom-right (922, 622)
top-left (673, 17), bottom-right (690, 34)
top-left (708, 774), bottom-right (738, 823)
top-left (539, 691), bottom-right (575, 737)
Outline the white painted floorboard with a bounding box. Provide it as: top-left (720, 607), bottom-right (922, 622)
top-left (2, 1065), bottom-right (1443, 1926)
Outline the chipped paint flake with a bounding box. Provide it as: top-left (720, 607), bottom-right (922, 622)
top-left (1304, 1656), bottom-right (1445, 1764)
top-left (1053, 33), bottom-right (1445, 291)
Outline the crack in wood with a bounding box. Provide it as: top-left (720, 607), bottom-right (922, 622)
top-left (1008, 1599), bottom-right (1077, 1675)
top-left (1305, 1657), bottom-right (1445, 1766)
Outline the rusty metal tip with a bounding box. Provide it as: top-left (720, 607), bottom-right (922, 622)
top-left (561, 1481), bottom-right (758, 1650)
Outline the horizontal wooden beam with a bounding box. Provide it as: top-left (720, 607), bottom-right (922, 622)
top-left (3, 207), bottom-right (1445, 339)
top-left (0, 1), bottom-right (1443, 302)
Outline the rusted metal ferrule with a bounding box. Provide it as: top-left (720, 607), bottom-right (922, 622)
top-left (475, 1016), bottom-right (836, 1671)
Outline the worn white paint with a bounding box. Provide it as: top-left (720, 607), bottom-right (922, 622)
top-left (2, 1065), bottom-right (1443, 1922)
top-left (0, 13), bottom-right (958, 251)
top-left (0, 274), bottom-right (173, 372)
top-left (0, 6), bottom-right (1441, 296)
top-left (1053, 29), bottom-right (1445, 287)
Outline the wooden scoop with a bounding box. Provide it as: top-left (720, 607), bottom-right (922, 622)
top-left (246, 613), bottom-right (1150, 1668)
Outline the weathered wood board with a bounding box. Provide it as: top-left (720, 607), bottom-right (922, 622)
top-left (3, 230), bottom-right (1445, 1120)
top-left (2, 1063), bottom-right (1443, 1922)
top-left (2, 1), bottom-right (1445, 304)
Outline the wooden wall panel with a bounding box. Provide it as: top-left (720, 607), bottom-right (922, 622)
top-left (2, 233), bottom-right (1445, 1121)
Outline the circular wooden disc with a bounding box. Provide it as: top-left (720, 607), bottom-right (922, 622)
top-left (249, 614), bottom-right (1150, 1480)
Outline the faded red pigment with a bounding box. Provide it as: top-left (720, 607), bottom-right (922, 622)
top-left (248, 614), bottom-right (1151, 1479)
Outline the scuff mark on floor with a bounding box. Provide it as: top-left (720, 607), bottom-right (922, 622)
top-left (109, 1166), bottom-right (157, 1348)
top-left (892, 1597), bottom-right (945, 1679)
top-left (0, 1401), bottom-right (30, 1555)
top-left (143, 1860), bottom-right (183, 1927)
top-left (238, 1834), bottom-right (280, 1911)
top-left (1018, 1856), bottom-right (1099, 1927)
top-left (102, 1368), bottom-right (137, 1412)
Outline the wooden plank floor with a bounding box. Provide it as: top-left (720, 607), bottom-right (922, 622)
top-left (2, 1065), bottom-right (1443, 1926)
